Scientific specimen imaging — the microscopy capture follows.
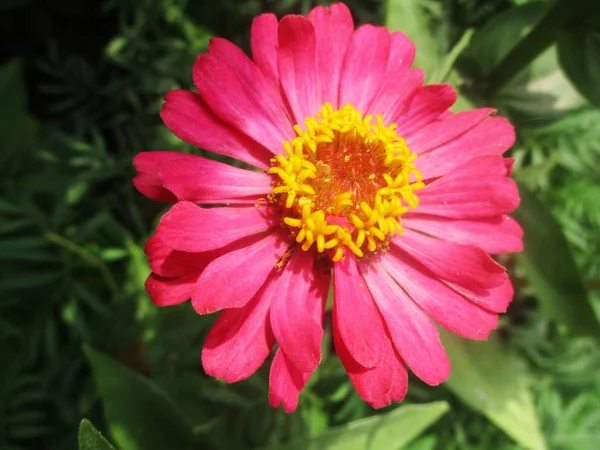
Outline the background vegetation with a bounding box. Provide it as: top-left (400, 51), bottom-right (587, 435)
top-left (1, 0), bottom-right (600, 449)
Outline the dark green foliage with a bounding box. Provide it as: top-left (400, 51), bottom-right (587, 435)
top-left (1, 0), bottom-right (600, 449)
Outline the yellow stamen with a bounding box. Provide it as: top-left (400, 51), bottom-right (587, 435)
top-left (269, 102), bottom-right (421, 260)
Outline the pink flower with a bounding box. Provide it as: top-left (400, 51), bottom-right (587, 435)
top-left (134, 3), bottom-right (522, 412)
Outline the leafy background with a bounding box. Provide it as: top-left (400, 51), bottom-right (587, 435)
top-left (1, 0), bottom-right (600, 449)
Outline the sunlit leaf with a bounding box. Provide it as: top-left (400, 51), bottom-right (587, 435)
top-left (386, 0), bottom-right (441, 78)
top-left (78, 419), bottom-right (116, 450)
top-left (442, 331), bottom-right (547, 450)
top-left (514, 185), bottom-right (600, 337)
top-left (279, 402), bottom-right (449, 450)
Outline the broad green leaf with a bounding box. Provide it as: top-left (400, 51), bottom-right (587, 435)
top-left (442, 331), bottom-right (546, 450)
top-left (83, 346), bottom-right (198, 450)
top-left (279, 401), bottom-right (449, 450)
top-left (386, 0), bottom-right (441, 78)
top-left (78, 419), bottom-right (116, 450)
top-left (460, 3), bottom-right (586, 124)
top-left (513, 185), bottom-right (600, 337)
top-left (557, 12), bottom-right (600, 107)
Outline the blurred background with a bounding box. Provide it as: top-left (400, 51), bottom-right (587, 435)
top-left (1, 0), bottom-right (600, 449)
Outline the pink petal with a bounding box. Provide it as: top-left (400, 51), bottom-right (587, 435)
top-left (132, 151), bottom-right (179, 203)
top-left (192, 230), bottom-right (290, 314)
top-left (156, 154), bottom-right (271, 205)
top-left (277, 15), bottom-right (320, 124)
top-left (407, 108), bottom-right (495, 154)
top-left (155, 201), bottom-right (278, 253)
top-left (339, 25), bottom-right (391, 113)
top-left (144, 233), bottom-right (215, 278)
top-left (394, 84), bottom-right (457, 136)
top-left (333, 324), bottom-right (395, 408)
top-left (385, 32), bottom-right (416, 75)
top-left (333, 252), bottom-right (389, 368)
top-left (193, 53), bottom-right (292, 155)
top-left (393, 228), bottom-right (507, 289)
top-left (307, 3), bottom-right (354, 106)
top-left (270, 250), bottom-right (325, 373)
top-left (404, 214), bottom-right (524, 254)
top-left (160, 90), bottom-right (272, 170)
top-left (359, 261), bottom-right (451, 386)
top-left (387, 351), bottom-right (409, 403)
top-left (201, 276), bottom-right (276, 383)
top-left (269, 348), bottom-right (312, 413)
top-left (369, 68), bottom-right (424, 123)
top-left (380, 250), bottom-right (499, 340)
top-left (145, 272), bottom-right (199, 306)
top-left (414, 116), bottom-right (515, 179)
top-left (417, 156), bottom-right (520, 219)
top-left (448, 278), bottom-right (514, 313)
top-left (251, 14), bottom-right (279, 86)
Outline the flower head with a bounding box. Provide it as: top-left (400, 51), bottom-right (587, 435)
top-left (134, 2), bottom-right (522, 412)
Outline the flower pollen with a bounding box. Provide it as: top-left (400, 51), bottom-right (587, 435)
top-left (269, 103), bottom-right (424, 261)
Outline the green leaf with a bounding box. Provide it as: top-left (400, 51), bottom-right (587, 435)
top-left (385, 0), bottom-right (441, 78)
top-left (460, 3), bottom-right (586, 124)
top-left (442, 331), bottom-right (546, 450)
top-left (0, 59), bottom-right (37, 150)
top-left (557, 12), bottom-right (600, 107)
top-left (78, 419), bottom-right (116, 450)
top-left (513, 185), bottom-right (600, 337)
top-left (83, 346), bottom-right (198, 450)
top-left (279, 402), bottom-right (449, 450)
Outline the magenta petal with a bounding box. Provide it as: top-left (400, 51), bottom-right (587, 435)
top-left (145, 272), bottom-right (199, 306)
top-left (339, 25), bottom-right (391, 113)
top-left (193, 53), bottom-right (292, 155)
top-left (404, 214), bottom-right (524, 254)
top-left (333, 252), bottom-right (389, 368)
top-left (307, 3), bottom-right (354, 106)
top-left (278, 15), bottom-right (320, 124)
top-left (192, 230), bottom-right (290, 314)
top-left (447, 278), bottom-right (514, 314)
top-left (251, 14), bottom-right (279, 86)
top-left (380, 250), bottom-right (499, 340)
top-left (157, 154), bottom-right (271, 205)
top-left (144, 234), bottom-right (215, 278)
top-left (417, 156), bottom-right (520, 219)
top-left (160, 90), bottom-right (272, 170)
top-left (132, 151), bottom-right (179, 203)
top-left (333, 323), bottom-right (394, 408)
top-left (393, 228), bottom-right (507, 289)
top-left (369, 68), bottom-right (423, 123)
top-left (394, 84), bottom-right (457, 136)
top-left (156, 201), bottom-right (278, 253)
top-left (269, 348), bottom-right (312, 413)
top-left (359, 262), bottom-right (451, 386)
top-left (407, 108), bottom-right (495, 154)
top-left (270, 251), bottom-right (325, 373)
top-left (415, 116), bottom-right (516, 179)
top-left (201, 277), bottom-right (276, 383)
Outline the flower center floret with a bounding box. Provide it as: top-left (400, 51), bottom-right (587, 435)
top-left (269, 103), bottom-right (423, 262)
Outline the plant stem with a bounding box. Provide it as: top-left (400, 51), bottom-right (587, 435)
top-left (485, 0), bottom-right (596, 98)
top-left (44, 231), bottom-right (121, 298)
top-left (431, 28), bottom-right (475, 85)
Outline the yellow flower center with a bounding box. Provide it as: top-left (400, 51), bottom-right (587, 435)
top-left (269, 103), bottom-right (423, 262)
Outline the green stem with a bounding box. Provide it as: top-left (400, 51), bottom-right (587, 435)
top-left (485, 0), bottom-right (596, 98)
top-left (44, 231), bottom-right (121, 298)
top-left (431, 28), bottom-right (475, 85)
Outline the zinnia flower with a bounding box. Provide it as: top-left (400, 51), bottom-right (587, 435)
top-left (133, 2), bottom-right (522, 412)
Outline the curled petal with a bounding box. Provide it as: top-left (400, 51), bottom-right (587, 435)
top-left (155, 201), bottom-right (278, 253)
